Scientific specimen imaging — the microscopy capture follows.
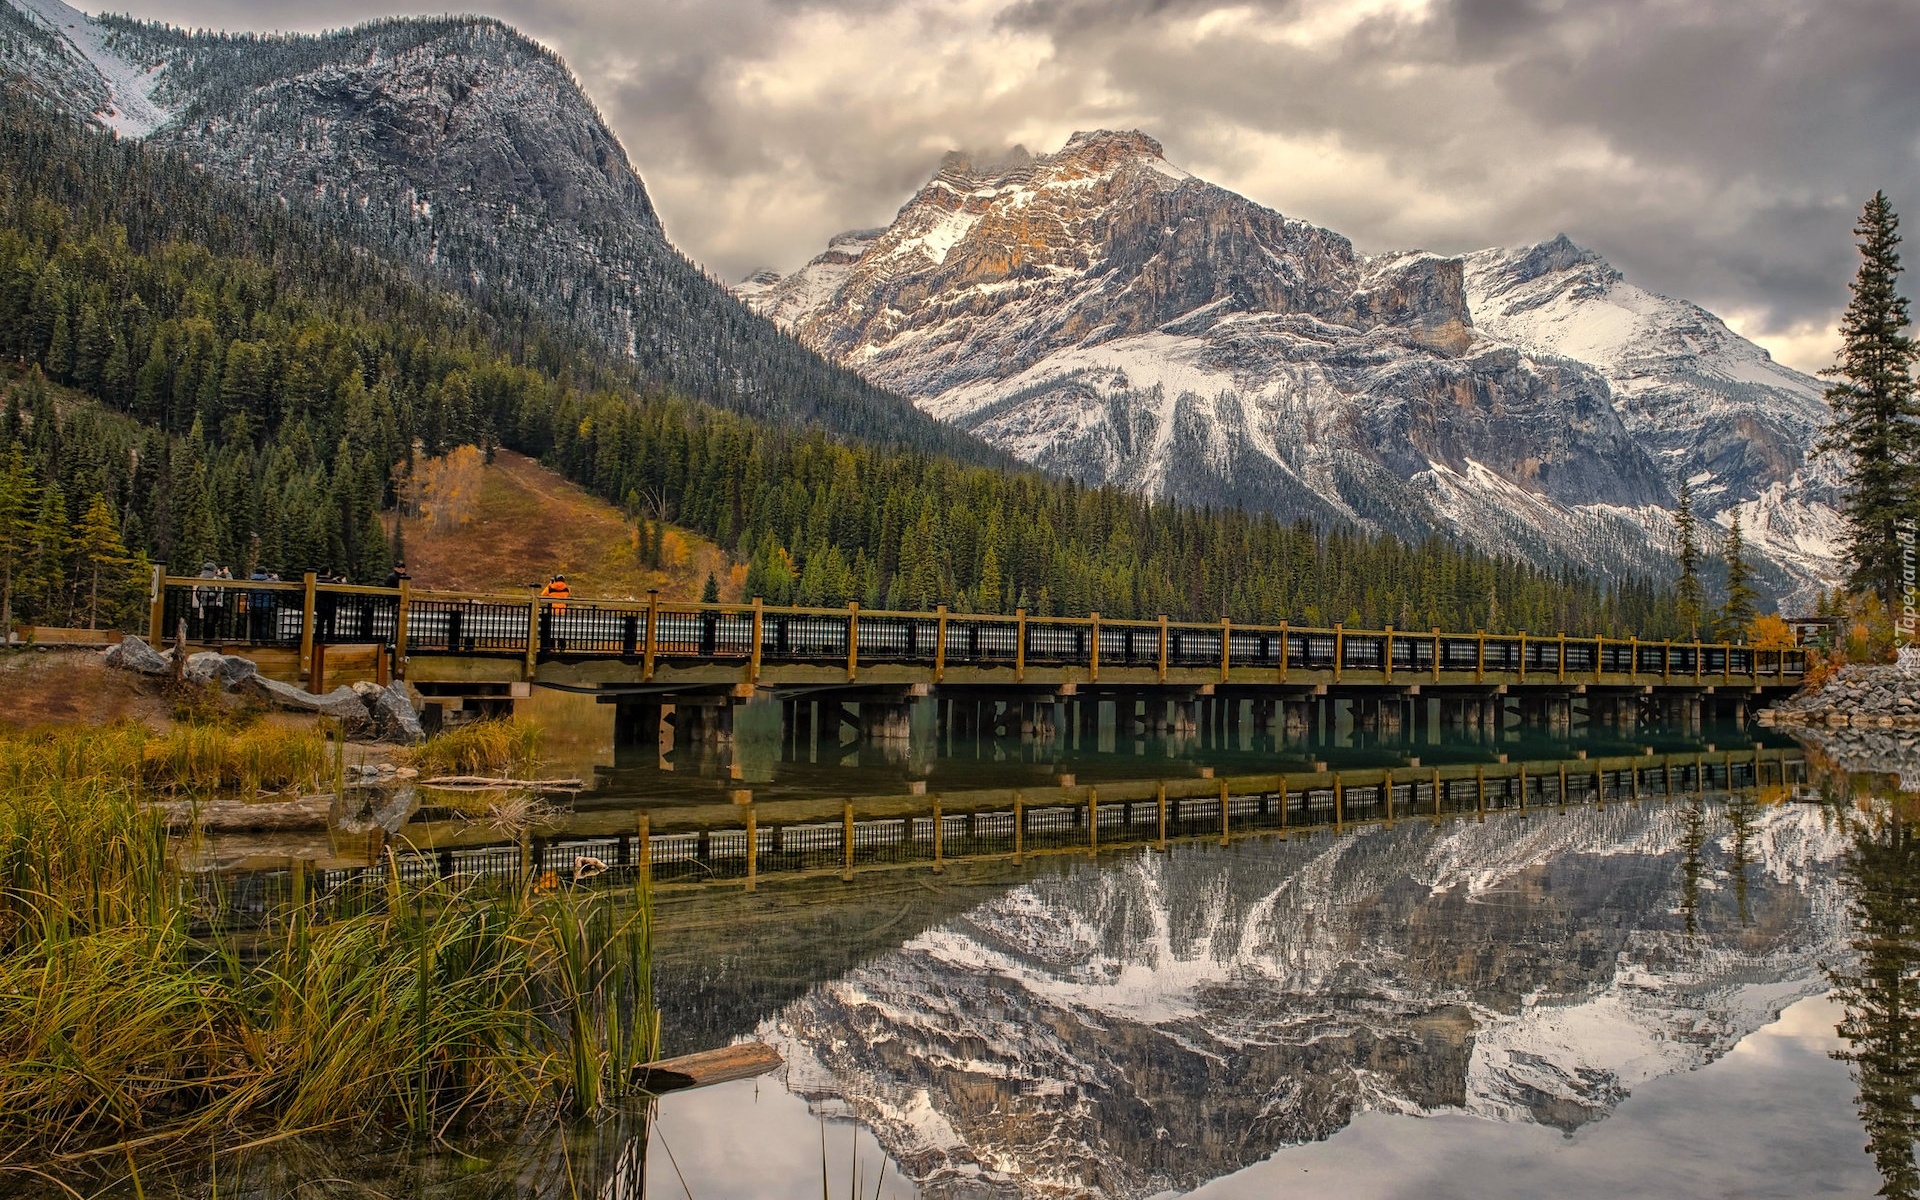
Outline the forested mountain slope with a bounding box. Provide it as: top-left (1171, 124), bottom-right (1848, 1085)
top-left (0, 0), bottom-right (991, 462)
top-left (0, 95), bottom-right (1682, 635)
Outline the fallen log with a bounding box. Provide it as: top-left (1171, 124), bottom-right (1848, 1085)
top-left (418, 776), bottom-right (584, 789)
top-left (158, 795), bottom-right (333, 832)
top-left (631, 1042), bottom-right (783, 1094)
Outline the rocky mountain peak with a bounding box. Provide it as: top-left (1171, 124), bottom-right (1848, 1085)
top-left (1054, 128), bottom-right (1170, 172)
top-left (1509, 232), bottom-right (1613, 284)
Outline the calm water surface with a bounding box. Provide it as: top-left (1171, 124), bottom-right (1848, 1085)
top-left (134, 701), bottom-right (1920, 1197)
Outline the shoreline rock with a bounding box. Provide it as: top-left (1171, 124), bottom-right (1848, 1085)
top-left (1760, 664), bottom-right (1919, 730)
top-left (101, 638), bottom-right (427, 745)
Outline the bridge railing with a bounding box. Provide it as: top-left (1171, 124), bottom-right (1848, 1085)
top-left (149, 572), bottom-right (1807, 684)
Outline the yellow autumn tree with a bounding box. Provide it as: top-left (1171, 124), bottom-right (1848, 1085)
top-left (1747, 613), bottom-right (1797, 649)
top-left (397, 445), bottom-right (485, 531)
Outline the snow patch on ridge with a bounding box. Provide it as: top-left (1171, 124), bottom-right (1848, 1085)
top-left (11, 0), bottom-right (170, 135)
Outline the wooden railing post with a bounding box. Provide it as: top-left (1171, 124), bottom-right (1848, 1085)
top-left (1015, 608), bottom-right (1026, 682)
top-left (1334, 624), bottom-right (1344, 683)
top-left (1558, 633), bottom-right (1567, 682)
top-left (1663, 638), bottom-right (1672, 681)
top-left (642, 590), bottom-right (658, 681)
top-left (847, 601), bottom-right (860, 682)
top-left (1220, 616), bottom-right (1231, 683)
top-left (299, 571), bottom-right (318, 685)
top-left (148, 565), bottom-right (165, 645)
top-left (1157, 615), bottom-right (1169, 682)
top-left (1278, 619), bottom-right (1289, 684)
top-left (394, 578), bottom-right (411, 678)
top-left (1517, 631), bottom-right (1528, 683)
top-left (1089, 611), bottom-right (1101, 683)
top-left (1476, 631), bottom-right (1485, 684)
top-left (934, 605), bottom-right (948, 682)
top-left (1383, 625), bottom-right (1394, 682)
top-left (1432, 627), bottom-right (1442, 682)
top-left (1694, 638), bottom-right (1702, 684)
top-left (524, 586), bottom-right (540, 674)
top-left (749, 596), bottom-right (764, 683)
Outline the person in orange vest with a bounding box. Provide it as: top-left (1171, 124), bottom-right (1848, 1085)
top-left (540, 573), bottom-right (571, 650)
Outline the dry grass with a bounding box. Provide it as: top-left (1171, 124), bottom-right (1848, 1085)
top-left (405, 719), bottom-right (545, 779)
top-left (0, 723), bottom-right (659, 1180)
top-left (395, 449), bottom-right (737, 601)
top-left (0, 721), bottom-right (333, 795)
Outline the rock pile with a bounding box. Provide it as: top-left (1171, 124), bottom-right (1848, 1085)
top-left (1762, 664), bottom-right (1920, 729)
top-left (102, 636), bottom-right (425, 743)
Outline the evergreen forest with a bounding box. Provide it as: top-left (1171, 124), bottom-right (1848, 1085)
top-left (0, 92), bottom-right (1689, 638)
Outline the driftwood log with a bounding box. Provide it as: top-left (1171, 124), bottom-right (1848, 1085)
top-left (418, 776), bottom-right (584, 789)
top-left (158, 794), bottom-right (333, 832)
top-left (630, 1042), bottom-right (783, 1094)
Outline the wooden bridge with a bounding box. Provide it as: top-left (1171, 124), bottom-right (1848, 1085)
top-left (153, 572), bottom-right (1806, 742)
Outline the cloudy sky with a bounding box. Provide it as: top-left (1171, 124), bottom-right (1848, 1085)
top-left (110, 0), bottom-right (1920, 373)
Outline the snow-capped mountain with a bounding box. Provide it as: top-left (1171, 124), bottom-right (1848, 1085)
top-left (1463, 237), bottom-right (1845, 595)
top-left (745, 132), bottom-right (1840, 602)
top-left (0, 0), bottom-right (983, 459)
top-left (766, 802), bottom-right (1852, 1199)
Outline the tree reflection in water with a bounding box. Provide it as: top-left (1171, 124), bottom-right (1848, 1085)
top-left (1830, 788), bottom-right (1920, 1200)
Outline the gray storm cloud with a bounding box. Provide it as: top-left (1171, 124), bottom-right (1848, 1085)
top-left (105, 0), bottom-right (1920, 372)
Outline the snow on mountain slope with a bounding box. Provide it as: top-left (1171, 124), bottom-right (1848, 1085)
top-left (745, 132), bottom-right (1839, 600)
top-left (0, 0), bottom-right (167, 134)
top-left (0, 1), bottom-right (984, 460)
top-left (1464, 237), bottom-right (1843, 601)
top-left (764, 802), bottom-right (1850, 1199)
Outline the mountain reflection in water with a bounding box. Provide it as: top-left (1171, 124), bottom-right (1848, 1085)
top-left (759, 798), bottom-right (1853, 1198)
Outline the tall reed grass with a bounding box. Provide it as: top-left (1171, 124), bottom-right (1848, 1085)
top-left (0, 722), bottom-right (658, 1180)
top-left (406, 719), bottom-right (544, 778)
top-left (0, 721), bottom-right (332, 795)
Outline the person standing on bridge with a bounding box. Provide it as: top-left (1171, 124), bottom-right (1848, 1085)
top-left (540, 573), bottom-right (571, 651)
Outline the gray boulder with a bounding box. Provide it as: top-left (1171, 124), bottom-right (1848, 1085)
top-left (241, 674), bottom-right (373, 730)
top-left (353, 679), bottom-right (426, 744)
top-left (102, 636), bottom-right (171, 676)
top-left (183, 651), bottom-right (260, 689)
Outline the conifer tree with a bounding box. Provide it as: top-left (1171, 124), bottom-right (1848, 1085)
top-left (0, 449), bottom-right (36, 638)
top-left (1674, 480), bottom-right (1705, 638)
top-left (1716, 511), bottom-right (1757, 641)
top-left (700, 571), bottom-right (719, 603)
top-left (1820, 192), bottom-right (1920, 610)
top-left (73, 493), bottom-right (131, 629)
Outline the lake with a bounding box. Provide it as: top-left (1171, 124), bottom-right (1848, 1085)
top-left (108, 698), bottom-right (1920, 1197)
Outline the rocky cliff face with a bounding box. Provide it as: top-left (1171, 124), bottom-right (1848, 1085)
top-left (746, 132), bottom-right (1839, 601)
top-left (0, 0), bottom-right (982, 458)
top-left (765, 802), bottom-right (1851, 1199)
top-left (1463, 236), bottom-right (1844, 595)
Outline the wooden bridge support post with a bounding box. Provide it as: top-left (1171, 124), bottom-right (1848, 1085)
top-left (299, 571), bottom-right (318, 687)
top-left (147, 564), bottom-right (165, 645)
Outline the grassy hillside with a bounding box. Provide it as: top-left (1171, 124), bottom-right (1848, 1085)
top-left (396, 450), bottom-right (738, 602)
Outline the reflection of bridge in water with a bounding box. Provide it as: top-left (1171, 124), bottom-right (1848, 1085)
top-left (158, 573), bottom-right (1807, 746)
top-left (211, 745), bottom-right (1807, 921)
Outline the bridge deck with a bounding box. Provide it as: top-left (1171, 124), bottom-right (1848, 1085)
top-left (152, 574), bottom-right (1805, 698)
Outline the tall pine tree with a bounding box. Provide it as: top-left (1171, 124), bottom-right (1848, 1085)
top-left (1674, 480), bottom-right (1705, 639)
top-left (1717, 511), bottom-right (1757, 641)
top-left (1820, 192), bottom-right (1920, 610)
